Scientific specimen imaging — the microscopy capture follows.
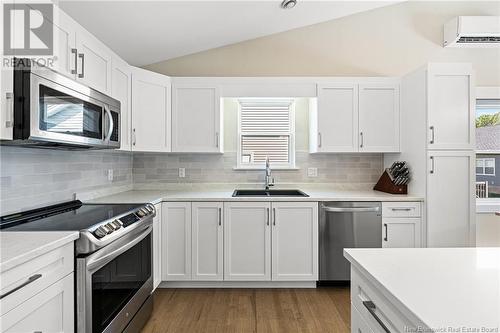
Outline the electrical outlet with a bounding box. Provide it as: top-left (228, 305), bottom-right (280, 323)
top-left (178, 168), bottom-right (186, 178)
top-left (107, 169), bottom-right (114, 181)
top-left (307, 167), bottom-right (318, 177)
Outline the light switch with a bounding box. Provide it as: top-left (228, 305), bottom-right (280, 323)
top-left (307, 168), bottom-right (318, 177)
top-left (178, 168), bottom-right (186, 178)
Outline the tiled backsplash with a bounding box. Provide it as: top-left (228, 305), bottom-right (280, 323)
top-left (133, 151), bottom-right (383, 189)
top-left (0, 147), bottom-right (133, 215)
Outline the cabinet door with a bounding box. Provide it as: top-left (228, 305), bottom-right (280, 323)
top-left (382, 218), bottom-right (421, 248)
top-left (312, 84), bottom-right (358, 152)
top-left (172, 85), bottom-right (222, 153)
top-left (131, 67), bottom-right (171, 152)
top-left (153, 203), bottom-right (162, 289)
top-left (0, 273), bottom-right (74, 333)
top-left (52, 8), bottom-right (77, 79)
top-left (224, 202), bottom-right (271, 281)
top-left (162, 202), bottom-right (191, 281)
top-left (427, 64), bottom-right (475, 150)
top-left (192, 202), bottom-right (223, 281)
top-left (112, 57), bottom-right (132, 151)
top-left (271, 202), bottom-right (318, 281)
top-left (427, 151), bottom-right (475, 247)
top-left (359, 83), bottom-right (400, 152)
top-left (75, 28), bottom-right (112, 94)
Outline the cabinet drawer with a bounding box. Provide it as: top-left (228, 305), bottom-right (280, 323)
top-left (351, 267), bottom-right (418, 333)
top-left (351, 302), bottom-right (374, 333)
top-left (0, 242), bottom-right (73, 315)
top-left (382, 202), bottom-right (421, 218)
top-left (1, 273), bottom-right (74, 333)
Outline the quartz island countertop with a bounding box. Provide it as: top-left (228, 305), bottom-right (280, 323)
top-left (344, 247), bottom-right (500, 331)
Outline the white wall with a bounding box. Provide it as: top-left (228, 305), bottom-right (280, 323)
top-left (145, 1), bottom-right (500, 86)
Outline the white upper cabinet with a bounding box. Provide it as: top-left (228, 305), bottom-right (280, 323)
top-left (427, 63), bottom-right (475, 150)
top-left (111, 57), bottom-right (132, 151)
top-left (162, 202), bottom-right (192, 281)
top-left (75, 27), bottom-right (113, 94)
top-left (310, 80), bottom-right (400, 153)
top-left (271, 202), bottom-right (318, 281)
top-left (224, 202), bottom-right (271, 281)
top-left (310, 84), bottom-right (359, 152)
top-left (171, 84), bottom-right (222, 153)
top-left (131, 67), bottom-right (171, 152)
top-left (359, 83), bottom-right (400, 152)
top-left (427, 151), bottom-right (475, 247)
top-left (192, 202), bottom-right (224, 281)
top-left (52, 8), bottom-right (77, 78)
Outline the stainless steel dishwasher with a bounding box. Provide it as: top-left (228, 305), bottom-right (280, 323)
top-left (319, 202), bottom-right (382, 282)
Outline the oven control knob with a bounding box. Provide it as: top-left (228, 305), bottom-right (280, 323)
top-left (111, 220), bottom-right (122, 230)
top-left (136, 210), bottom-right (145, 217)
top-left (105, 223), bottom-right (116, 233)
top-left (93, 226), bottom-right (108, 239)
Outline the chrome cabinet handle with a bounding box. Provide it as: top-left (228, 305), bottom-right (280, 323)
top-left (0, 274), bottom-right (42, 299)
top-left (363, 301), bottom-right (391, 333)
top-left (318, 133), bottom-right (322, 148)
top-left (78, 53), bottom-right (85, 78)
top-left (5, 92), bottom-right (13, 128)
top-left (430, 156), bottom-right (435, 174)
top-left (216, 132), bottom-right (219, 148)
top-left (218, 208), bottom-right (222, 226)
top-left (384, 223), bottom-right (388, 241)
top-left (71, 48), bottom-right (78, 74)
top-left (429, 126), bottom-right (435, 144)
top-left (266, 208), bottom-right (270, 226)
top-left (391, 208), bottom-right (412, 211)
top-left (273, 208), bottom-right (276, 226)
top-left (132, 128), bottom-right (136, 146)
top-left (360, 132), bottom-right (364, 148)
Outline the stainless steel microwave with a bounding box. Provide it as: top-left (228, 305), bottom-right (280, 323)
top-left (3, 58), bottom-right (120, 149)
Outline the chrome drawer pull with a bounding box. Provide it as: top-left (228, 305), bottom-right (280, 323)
top-left (362, 300), bottom-right (391, 333)
top-left (0, 274), bottom-right (42, 299)
top-left (391, 208), bottom-right (412, 211)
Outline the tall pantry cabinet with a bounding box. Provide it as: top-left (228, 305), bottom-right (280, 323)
top-left (386, 63), bottom-right (476, 247)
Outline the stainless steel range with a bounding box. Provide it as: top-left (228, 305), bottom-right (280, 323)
top-left (0, 200), bottom-right (155, 333)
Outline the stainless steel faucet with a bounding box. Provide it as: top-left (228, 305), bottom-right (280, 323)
top-left (265, 157), bottom-right (275, 190)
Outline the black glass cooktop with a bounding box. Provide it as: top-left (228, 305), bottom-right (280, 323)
top-left (0, 200), bottom-right (143, 231)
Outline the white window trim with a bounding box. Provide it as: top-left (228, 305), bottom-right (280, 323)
top-left (236, 98), bottom-right (296, 170)
top-left (476, 158), bottom-right (496, 176)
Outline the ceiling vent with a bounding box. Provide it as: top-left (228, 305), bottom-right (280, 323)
top-left (444, 16), bottom-right (500, 48)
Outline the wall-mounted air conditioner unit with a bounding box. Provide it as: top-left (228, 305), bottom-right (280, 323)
top-left (444, 16), bottom-right (500, 47)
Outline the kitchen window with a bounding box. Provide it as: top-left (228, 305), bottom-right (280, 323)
top-left (237, 99), bottom-right (295, 169)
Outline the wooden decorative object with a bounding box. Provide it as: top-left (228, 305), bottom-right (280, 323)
top-left (373, 170), bottom-right (408, 195)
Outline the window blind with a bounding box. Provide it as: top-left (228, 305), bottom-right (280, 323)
top-left (239, 100), bottom-right (293, 165)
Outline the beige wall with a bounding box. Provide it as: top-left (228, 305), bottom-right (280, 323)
top-left (144, 1), bottom-right (500, 85)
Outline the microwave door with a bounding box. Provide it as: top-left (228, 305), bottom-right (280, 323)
top-left (29, 73), bottom-right (108, 148)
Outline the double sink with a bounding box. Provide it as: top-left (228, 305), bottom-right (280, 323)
top-left (232, 189), bottom-right (309, 197)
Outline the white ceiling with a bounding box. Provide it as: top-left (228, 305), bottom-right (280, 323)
top-left (59, 1), bottom-right (400, 66)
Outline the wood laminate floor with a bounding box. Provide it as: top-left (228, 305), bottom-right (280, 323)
top-left (141, 287), bottom-right (350, 333)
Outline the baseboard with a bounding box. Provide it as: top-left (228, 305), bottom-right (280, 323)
top-left (158, 281), bottom-right (317, 288)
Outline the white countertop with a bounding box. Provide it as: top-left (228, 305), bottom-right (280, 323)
top-left (0, 231), bottom-right (79, 273)
top-left (344, 247), bottom-right (500, 330)
top-left (87, 189), bottom-right (423, 204)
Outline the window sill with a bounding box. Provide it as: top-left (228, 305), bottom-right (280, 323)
top-left (476, 199), bottom-right (500, 213)
top-left (233, 167), bottom-right (300, 171)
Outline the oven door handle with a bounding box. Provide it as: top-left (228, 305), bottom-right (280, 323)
top-left (86, 226), bottom-right (151, 271)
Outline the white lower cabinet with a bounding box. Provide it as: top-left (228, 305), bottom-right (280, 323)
top-left (351, 303), bottom-right (374, 333)
top-left (1, 273), bottom-right (74, 333)
top-left (192, 202), bottom-right (224, 281)
top-left (381, 202), bottom-right (422, 248)
top-left (224, 202), bottom-right (271, 281)
top-left (152, 203), bottom-right (162, 289)
top-left (162, 202), bottom-right (192, 281)
top-left (272, 202), bottom-right (318, 281)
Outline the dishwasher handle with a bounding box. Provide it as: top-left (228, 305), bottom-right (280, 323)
top-left (321, 205), bottom-right (380, 213)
